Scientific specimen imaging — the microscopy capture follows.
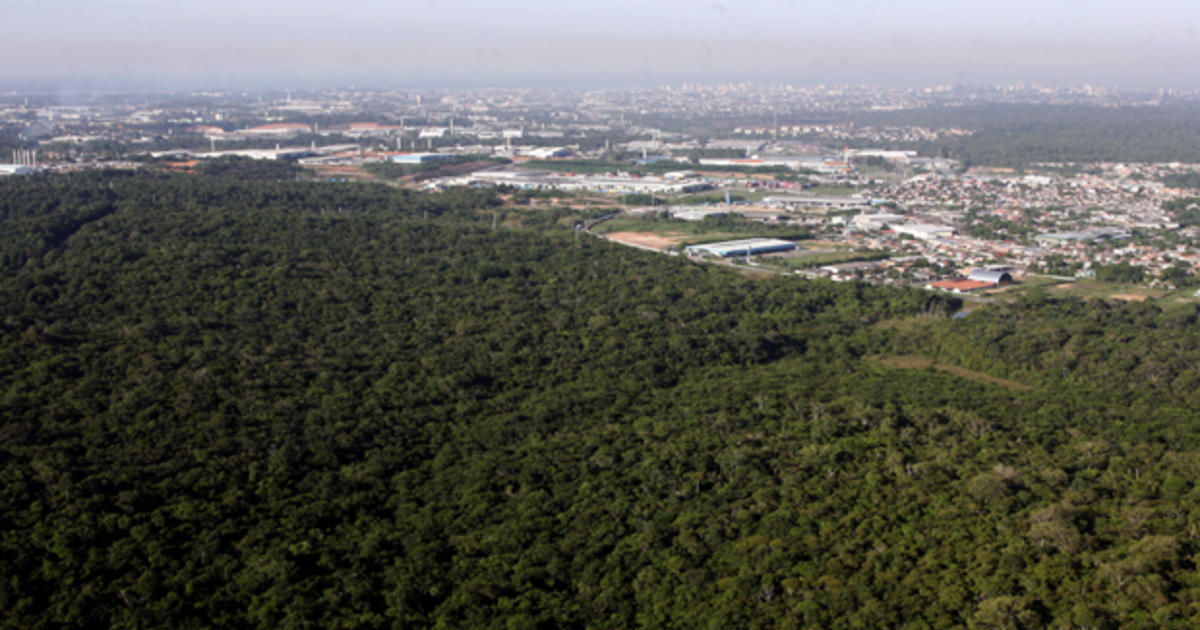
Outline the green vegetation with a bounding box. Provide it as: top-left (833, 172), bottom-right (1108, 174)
top-left (1161, 173), bottom-right (1200, 191)
top-left (193, 156), bottom-right (302, 180)
top-left (6, 172), bottom-right (1200, 628)
top-left (360, 155), bottom-right (499, 179)
top-left (878, 104), bottom-right (1200, 168)
top-left (711, 104), bottom-right (1200, 168)
top-left (1095, 262), bottom-right (1148, 284)
top-left (1163, 196), bottom-right (1200, 226)
top-left (760, 248), bottom-right (892, 269)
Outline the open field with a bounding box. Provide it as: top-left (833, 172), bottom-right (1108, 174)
top-left (760, 242), bottom-right (890, 269)
top-left (305, 164), bottom-right (375, 181)
top-left (871, 355), bottom-right (1032, 391)
top-left (605, 231), bottom-right (687, 250)
top-left (998, 276), bottom-right (1200, 308)
top-left (1047, 279), bottom-right (1169, 302)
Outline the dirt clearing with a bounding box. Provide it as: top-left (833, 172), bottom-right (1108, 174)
top-left (605, 232), bottom-right (686, 250)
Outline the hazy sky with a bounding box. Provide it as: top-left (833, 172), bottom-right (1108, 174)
top-left (4, 0), bottom-right (1200, 89)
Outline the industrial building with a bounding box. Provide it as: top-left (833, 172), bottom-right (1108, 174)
top-left (0, 164), bottom-right (34, 176)
top-left (151, 147), bottom-right (318, 161)
top-left (698, 155), bottom-right (850, 174)
top-left (851, 212), bottom-right (907, 229)
top-left (670, 208), bottom-right (728, 221)
top-left (465, 169), bottom-right (711, 195)
top-left (851, 149), bottom-right (919, 161)
top-left (762, 195), bottom-right (872, 211)
top-left (685, 238), bottom-right (797, 257)
top-left (239, 123), bottom-right (312, 137)
top-left (389, 153), bottom-right (455, 164)
top-left (967, 269), bottom-right (1014, 285)
top-left (522, 146), bottom-right (573, 159)
top-left (1035, 227), bottom-right (1132, 243)
top-left (892, 223), bottom-right (956, 240)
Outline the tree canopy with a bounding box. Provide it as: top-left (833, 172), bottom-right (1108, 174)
top-left (3, 171), bottom-right (1200, 628)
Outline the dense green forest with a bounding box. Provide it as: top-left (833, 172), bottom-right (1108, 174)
top-left (656, 104), bottom-right (1200, 168)
top-left (5, 172), bottom-right (1200, 628)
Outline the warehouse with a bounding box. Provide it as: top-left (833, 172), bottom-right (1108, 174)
top-left (967, 269), bottom-right (1013, 286)
top-left (0, 164), bottom-right (34, 176)
top-left (390, 153), bottom-right (455, 164)
top-left (1035, 227), bottom-right (1131, 243)
top-left (892, 223), bottom-right (956, 240)
top-left (762, 195), bottom-right (872, 210)
top-left (685, 238), bottom-right (797, 257)
top-left (466, 170), bottom-right (711, 194)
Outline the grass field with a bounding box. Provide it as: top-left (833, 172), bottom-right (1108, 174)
top-left (997, 276), bottom-right (1200, 309)
top-left (758, 243), bottom-right (890, 269)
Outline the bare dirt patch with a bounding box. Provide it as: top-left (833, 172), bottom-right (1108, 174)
top-left (1110, 293), bottom-right (1148, 302)
top-left (605, 232), bottom-right (686, 250)
top-left (307, 165), bottom-right (375, 181)
top-left (872, 355), bottom-right (1032, 391)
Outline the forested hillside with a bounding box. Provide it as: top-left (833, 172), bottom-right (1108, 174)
top-left (4, 172), bottom-right (1200, 628)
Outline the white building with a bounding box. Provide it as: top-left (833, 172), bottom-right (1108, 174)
top-left (0, 164), bottom-right (34, 176)
top-left (892, 224), bottom-right (956, 240)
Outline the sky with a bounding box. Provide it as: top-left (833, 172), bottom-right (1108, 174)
top-left (3, 0), bottom-right (1200, 90)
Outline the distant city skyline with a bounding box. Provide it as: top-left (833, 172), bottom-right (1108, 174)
top-left (4, 0), bottom-right (1199, 90)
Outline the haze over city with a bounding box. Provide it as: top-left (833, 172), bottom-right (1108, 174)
top-left (4, 0), bottom-right (1200, 90)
